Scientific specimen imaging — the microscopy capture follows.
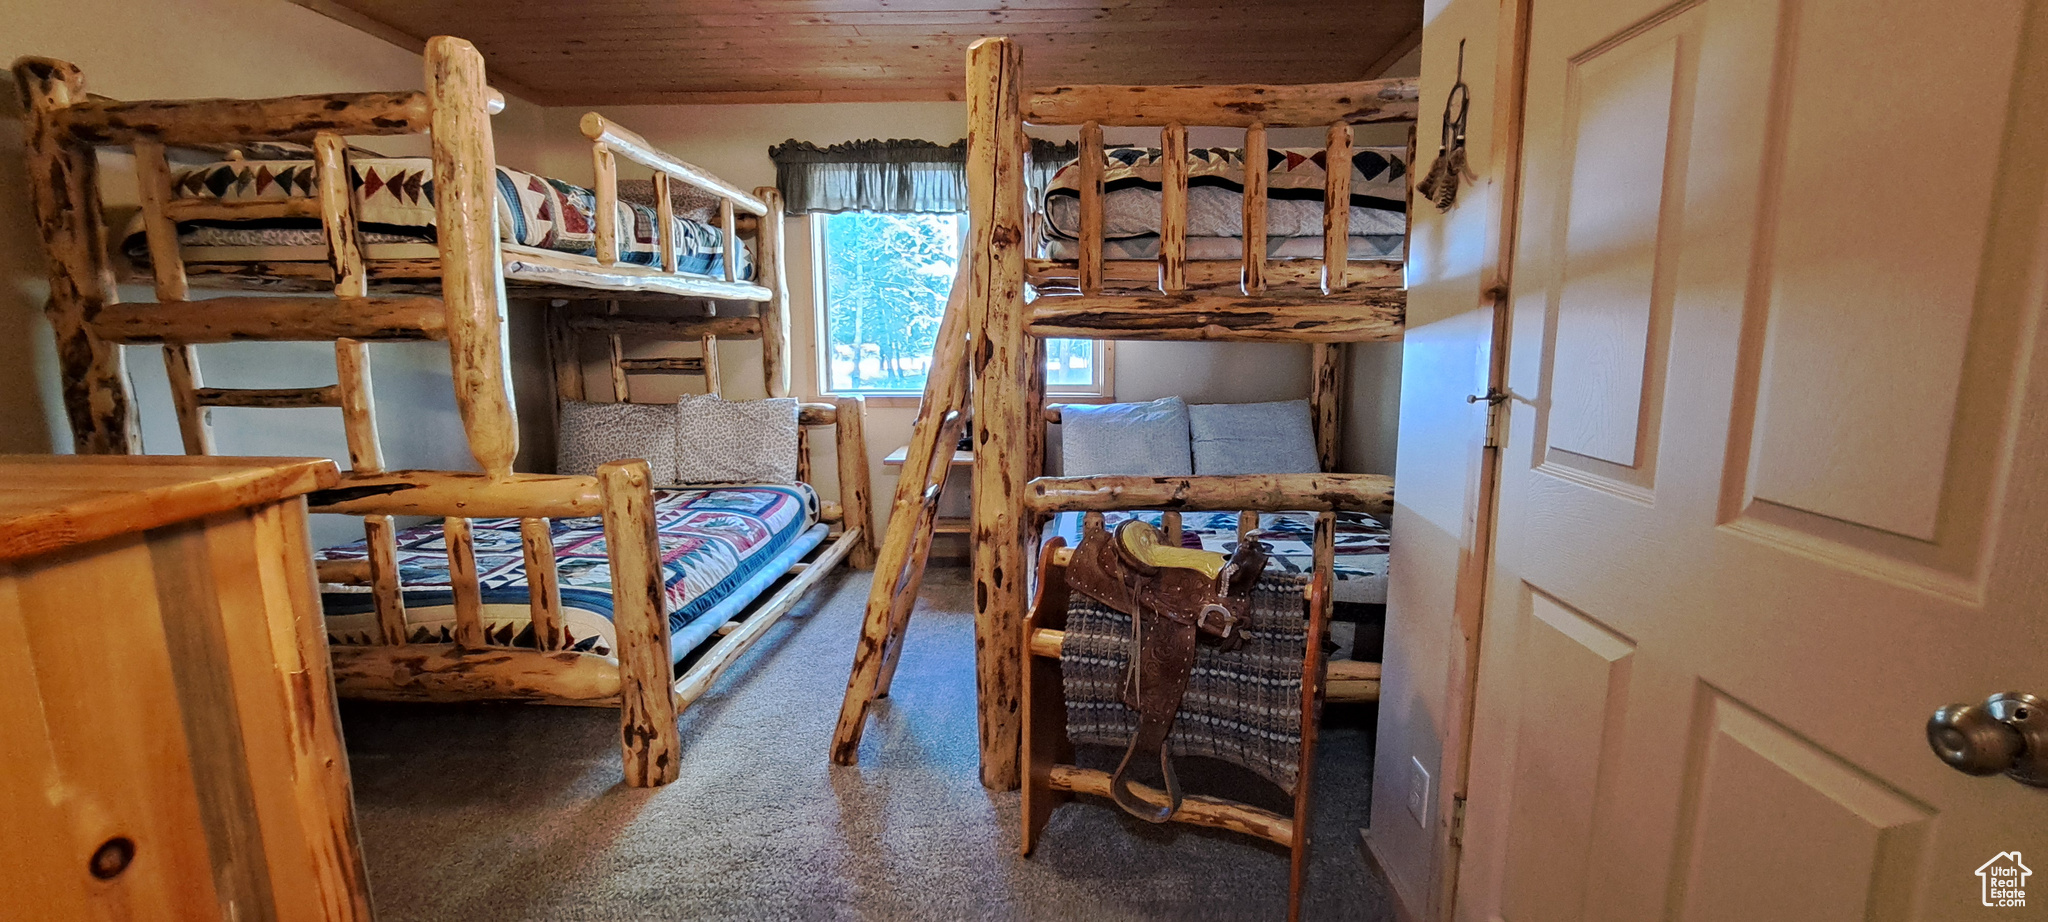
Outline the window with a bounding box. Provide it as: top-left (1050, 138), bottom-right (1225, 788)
top-left (816, 211), bottom-right (1106, 396)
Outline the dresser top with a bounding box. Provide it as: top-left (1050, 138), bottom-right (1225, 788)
top-left (0, 455), bottom-right (339, 561)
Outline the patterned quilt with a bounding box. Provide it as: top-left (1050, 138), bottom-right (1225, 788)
top-left (122, 156), bottom-right (751, 278)
top-left (1045, 509), bottom-right (1391, 605)
top-left (318, 484), bottom-right (817, 657)
top-left (1044, 233), bottom-right (1405, 262)
top-left (1041, 145), bottom-right (1408, 243)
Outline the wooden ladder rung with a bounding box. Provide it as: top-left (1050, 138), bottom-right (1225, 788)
top-left (192, 385), bottom-right (343, 409)
top-left (89, 296), bottom-right (448, 344)
top-left (164, 199), bottom-right (324, 222)
top-left (617, 356), bottom-right (706, 374)
top-left (1326, 659), bottom-right (1382, 704)
top-left (1045, 764), bottom-right (1294, 846)
top-left (315, 559), bottom-right (373, 585)
top-left (1024, 291), bottom-right (1405, 344)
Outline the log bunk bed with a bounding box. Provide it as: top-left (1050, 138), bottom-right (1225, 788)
top-left (13, 36), bottom-right (874, 789)
top-left (831, 37), bottom-right (1413, 918)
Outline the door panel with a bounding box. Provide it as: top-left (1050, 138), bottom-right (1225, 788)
top-left (1672, 692), bottom-right (1934, 922)
top-left (1458, 0), bottom-right (2048, 918)
top-left (1728, 0), bottom-right (2043, 592)
top-left (1545, 11), bottom-right (1694, 479)
top-left (1498, 590), bottom-right (1636, 922)
top-left (1745, 0), bottom-right (2027, 542)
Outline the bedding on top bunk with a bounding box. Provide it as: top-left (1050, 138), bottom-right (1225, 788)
top-left (120, 156), bottom-right (753, 279)
top-left (1043, 509), bottom-right (1392, 606)
top-left (317, 484), bottom-right (818, 661)
top-left (1040, 145), bottom-right (1408, 259)
top-left (1043, 233), bottom-right (1403, 262)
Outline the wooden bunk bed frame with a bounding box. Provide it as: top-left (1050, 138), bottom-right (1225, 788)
top-left (831, 37), bottom-right (1411, 918)
top-left (13, 36), bottom-right (873, 789)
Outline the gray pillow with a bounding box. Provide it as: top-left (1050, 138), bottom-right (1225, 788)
top-left (1188, 400), bottom-right (1321, 475)
top-left (674, 394), bottom-right (801, 484)
top-left (1058, 397), bottom-right (1193, 477)
top-left (556, 401), bottom-right (681, 485)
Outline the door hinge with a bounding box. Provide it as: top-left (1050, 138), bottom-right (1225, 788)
top-left (1469, 388), bottom-right (1509, 449)
top-left (1448, 794), bottom-right (1469, 847)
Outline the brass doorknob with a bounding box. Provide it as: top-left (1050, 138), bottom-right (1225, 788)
top-left (1928, 692), bottom-right (2048, 788)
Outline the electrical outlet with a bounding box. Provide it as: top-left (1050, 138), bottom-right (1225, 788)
top-left (1407, 757), bottom-right (1432, 827)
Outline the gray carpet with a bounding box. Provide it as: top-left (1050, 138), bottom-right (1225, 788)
top-left (340, 565), bottom-right (1394, 921)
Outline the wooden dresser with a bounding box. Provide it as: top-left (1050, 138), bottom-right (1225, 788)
top-left (0, 455), bottom-right (371, 921)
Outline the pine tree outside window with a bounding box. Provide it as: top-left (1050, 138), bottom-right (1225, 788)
top-left (815, 212), bottom-right (1106, 396)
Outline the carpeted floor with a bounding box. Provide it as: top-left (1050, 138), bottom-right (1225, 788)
top-left (340, 565), bottom-right (1395, 921)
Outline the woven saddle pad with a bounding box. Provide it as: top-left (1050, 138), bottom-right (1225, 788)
top-left (1060, 572), bottom-right (1310, 793)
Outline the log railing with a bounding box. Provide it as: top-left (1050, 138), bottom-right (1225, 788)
top-left (307, 385), bottom-right (876, 788)
top-left (1023, 77), bottom-right (1419, 127)
top-left (580, 111), bottom-right (768, 296)
top-left (570, 112), bottom-right (791, 396)
top-left (1026, 75), bottom-right (1415, 332)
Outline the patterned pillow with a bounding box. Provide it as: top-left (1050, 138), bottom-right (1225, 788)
top-left (616, 178), bottom-right (723, 224)
top-left (674, 394), bottom-right (801, 485)
top-left (556, 401), bottom-right (682, 486)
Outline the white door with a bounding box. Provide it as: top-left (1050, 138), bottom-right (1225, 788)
top-left (1456, 0), bottom-right (2048, 918)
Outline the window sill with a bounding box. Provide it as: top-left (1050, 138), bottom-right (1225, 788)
top-left (822, 392), bottom-right (1116, 410)
top-left (823, 394), bottom-right (926, 409)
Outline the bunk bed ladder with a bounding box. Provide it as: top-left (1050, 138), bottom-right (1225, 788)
top-left (829, 262), bottom-right (973, 764)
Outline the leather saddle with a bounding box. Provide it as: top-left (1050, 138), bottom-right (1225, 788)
top-left (1066, 519), bottom-right (1267, 822)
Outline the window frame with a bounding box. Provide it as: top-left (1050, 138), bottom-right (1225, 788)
top-left (809, 212), bottom-right (1112, 400)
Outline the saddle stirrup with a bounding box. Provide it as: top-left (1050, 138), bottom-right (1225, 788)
top-left (1110, 732), bottom-right (1184, 823)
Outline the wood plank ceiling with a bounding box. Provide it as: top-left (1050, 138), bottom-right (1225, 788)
top-left (291, 0), bottom-right (1423, 106)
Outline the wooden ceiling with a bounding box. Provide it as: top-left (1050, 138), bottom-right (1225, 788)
top-left (290, 0), bottom-right (1422, 106)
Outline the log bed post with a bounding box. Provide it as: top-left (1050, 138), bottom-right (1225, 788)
top-left (599, 460), bottom-right (682, 787)
top-left (966, 35), bottom-right (1029, 791)
top-left (1159, 123), bottom-right (1189, 294)
top-left (605, 301), bottom-right (630, 401)
top-left (1310, 120), bottom-right (1353, 472)
top-left (1310, 343), bottom-right (1345, 472)
top-left (444, 516), bottom-right (485, 646)
top-left (13, 57), bottom-right (137, 454)
top-left (700, 334), bottom-right (722, 396)
top-left (654, 172), bottom-right (676, 273)
top-left (520, 518), bottom-right (565, 651)
top-left (833, 396), bottom-right (877, 569)
top-left (753, 186), bottom-right (792, 398)
top-left (1242, 122), bottom-right (1269, 295)
top-left (1078, 121), bottom-right (1104, 296)
top-left (135, 137), bottom-right (215, 456)
top-left (1322, 121), bottom-right (1353, 294)
top-left (546, 301), bottom-right (585, 406)
top-left (424, 36), bottom-right (518, 480)
top-left (1290, 511), bottom-right (1338, 914)
top-left (592, 142), bottom-right (620, 267)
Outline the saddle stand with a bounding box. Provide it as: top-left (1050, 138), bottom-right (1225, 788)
top-left (1022, 510), bottom-right (1339, 922)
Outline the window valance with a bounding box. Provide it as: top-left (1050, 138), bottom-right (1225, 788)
top-left (769, 138), bottom-right (1082, 215)
top-left (770, 139), bottom-right (967, 215)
